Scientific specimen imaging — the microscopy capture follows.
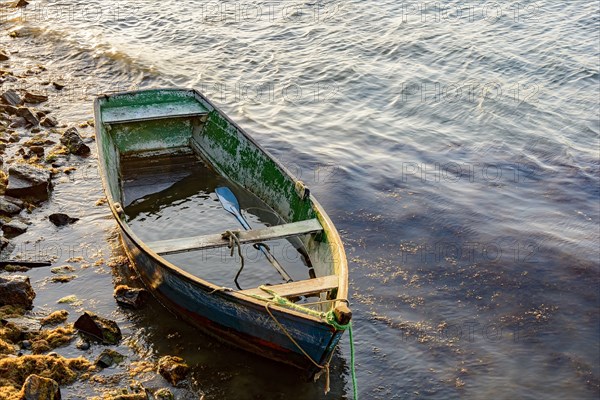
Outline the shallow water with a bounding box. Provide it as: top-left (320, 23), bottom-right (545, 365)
top-left (1, 0), bottom-right (598, 398)
top-left (122, 152), bottom-right (312, 288)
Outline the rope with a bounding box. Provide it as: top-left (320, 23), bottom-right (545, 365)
top-left (254, 286), bottom-right (358, 399)
top-left (222, 230), bottom-right (244, 289)
top-left (347, 321), bottom-right (358, 399)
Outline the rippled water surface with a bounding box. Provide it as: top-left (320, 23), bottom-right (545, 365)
top-left (1, 0), bottom-right (598, 398)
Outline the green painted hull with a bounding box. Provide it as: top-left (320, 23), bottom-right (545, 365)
top-left (93, 88), bottom-right (349, 375)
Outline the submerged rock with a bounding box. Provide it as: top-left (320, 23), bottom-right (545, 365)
top-left (23, 91), bottom-right (48, 104)
top-left (0, 275), bottom-right (35, 308)
top-left (114, 285), bottom-right (149, 309)
top-left (21, 374), bottom-right (61, 400)
top-left (1, 89), bottom-right (23, 106)
top-left (40, 310), bottom-right (69, 326)
top-left (154, 388), bottom-right (174, 400)
top-left (74, 311), bottom-right (121, 345)
top-left (75, 339), bottom-right (89, 350)
top-left (3, 316), bottom-right (41, 334)
top-left (50, 275), bottom-right (76, 283)
top-left (5, 164), bottom-right (52, 202)
top-left (60, 127), bottom-right (90, 156)
top-left (157, 356), bottom-right (189, 386)
top-left (95, 349), bottom-right (125, 368)
top-left (9, 116), bottom-right (27, 129)
top-left (0, 51), bottom-right (9, 61)
top-left (49, 213), bottom-right (79, 227)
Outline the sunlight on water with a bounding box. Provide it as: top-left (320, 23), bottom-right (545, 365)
top-left (1, 0), bottom-right (598, 398)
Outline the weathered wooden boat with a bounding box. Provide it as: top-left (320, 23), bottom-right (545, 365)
top-left (93, 88), bottom-right (351, 379)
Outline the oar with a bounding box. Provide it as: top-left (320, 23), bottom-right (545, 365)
top-left (215, 187), bottom-right (293, 283)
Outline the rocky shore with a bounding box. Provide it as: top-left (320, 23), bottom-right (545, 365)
top-left (0, 2), bottom-right (199, 399)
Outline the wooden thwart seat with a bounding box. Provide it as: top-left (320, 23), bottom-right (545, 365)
top-left (239, 275), bottom-right (339, 299)
top-left (148, 218), bottom-right (323, 256)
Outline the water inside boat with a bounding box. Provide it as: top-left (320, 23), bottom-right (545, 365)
top-left (121, 151), bottom-right (313, 290)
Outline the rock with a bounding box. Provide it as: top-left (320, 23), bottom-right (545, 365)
top-left (13, 0), bottom-right (29, 8)
top-left (154, 388), bottom-right (174, 400)
top-left (50, 275), bottom-right (76, 283)
top-left (30, 339), bottom-right (50, 354)
top-left (29, 146), bottom-right (45, 157)
top-left (21, 374), bottom-right (61, 400)
top-left (0, 51), bottom-right (9, 62)
top-left (0, 275), bottom-right (35, 308)
top-left (4, 105), bottom-right (19, 115)
top-left (40, 116), bottom-right (58, 128)
top-left (3, 317), bottom-right (41, 334)
top-left (114, 285), bottom-right (149, 309)
top-left (17, 107), bottom-right (39, 126)
top-left (75, 339), bottom-right (89, 350)
top-left (74, 311), bottom-right (121, 345)
top-left (21, 339), bottom-right (32, 349)
top-left (0, 196), bottom-right (24, 215)
top-left (157, 356), bottom-right (189, 386)
top-left (1, 89), bottom-right (23, 106)
top-left (40, 310), bottom-right (69, 326)
top-left (94, 349), bottom-right (125, 368)
top-left (60, 128), bottom-right (90, 156)
top-left (50, 265), bottom-right (75, 274)
top-left (9, 116), bottom-right (27, 129)
top-left (23, 92), bottom-right (48, 104)
top-left (57, 295), bottom-right (80, 305)
top-left (52, 82), bottom-right (65, 90)
top-left (5, 164), bottom-right (52, 202)
top-left (2, 219), bottom-right (29, 236)
top-left (23, 134), bottom-right (55, 147)
top-left (49, 213), bottom-right (79, 227)
top-left (0, 237), bottom-right (11, 253)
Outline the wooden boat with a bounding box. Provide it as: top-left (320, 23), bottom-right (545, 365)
top-left (93, 88), bottom-right (351, 378)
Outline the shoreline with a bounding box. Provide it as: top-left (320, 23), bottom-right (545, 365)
top-left (0, 3), bottom-right (201, 399)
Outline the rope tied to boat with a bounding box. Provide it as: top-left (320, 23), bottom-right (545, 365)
top-left (254, 286), bottom-right (358, 399)
top-left (222, 230), bottom-right (245, 290)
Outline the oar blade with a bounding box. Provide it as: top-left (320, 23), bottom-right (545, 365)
top-left (215, 186), bottom-right (241, 216)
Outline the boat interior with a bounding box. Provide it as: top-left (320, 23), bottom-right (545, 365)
top-left (96, 90), bottom-right (343, 308)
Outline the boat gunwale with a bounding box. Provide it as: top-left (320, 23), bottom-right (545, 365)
top-left (93, 87), bottom-right (349, 326)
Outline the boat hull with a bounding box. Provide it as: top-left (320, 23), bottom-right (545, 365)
top-left (119, 227), bottom-right (343, 375)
